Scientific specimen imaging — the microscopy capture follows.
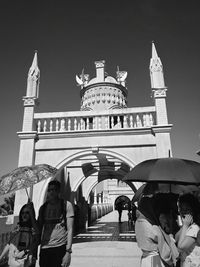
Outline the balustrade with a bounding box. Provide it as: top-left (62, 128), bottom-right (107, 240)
top-left (34, 107), bottom-right (156, 133)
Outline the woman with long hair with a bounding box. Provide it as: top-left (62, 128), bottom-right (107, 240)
top-left (175, 193), bottom-right (200, 267)
top-left (0, 202), bottom-right (39, 267)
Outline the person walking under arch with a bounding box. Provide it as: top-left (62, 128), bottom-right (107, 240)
top-left (115, 202), bottom-right (123, 223)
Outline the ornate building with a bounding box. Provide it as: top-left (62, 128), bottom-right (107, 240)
top-left (14, 43), bottom-right (172, 217)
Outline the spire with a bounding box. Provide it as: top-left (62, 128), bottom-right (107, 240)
top-left (26, 51), bottom-right (40, 98)
top-left (149, 42), bottom-right (165, 89)
top-left (152, 42), bottom-right (159, 59)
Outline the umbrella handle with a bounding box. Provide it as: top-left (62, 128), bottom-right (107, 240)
top-left (25, 187), bottom-right (30, 201)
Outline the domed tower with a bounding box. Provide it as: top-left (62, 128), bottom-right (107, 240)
top-left (76, 60), bottom-right (128, 111)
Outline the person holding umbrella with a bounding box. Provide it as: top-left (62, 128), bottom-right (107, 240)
top-left (135, 196), bottom-right (179, 267)
top-left (175, 194), bottom-right (200, 267)
top-left (0, 202), bottom-right (39, 267)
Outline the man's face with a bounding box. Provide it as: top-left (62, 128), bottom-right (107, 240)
top-left (47, 185), bottom-right (59, 201)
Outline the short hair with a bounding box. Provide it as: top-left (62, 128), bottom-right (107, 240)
top-left (48, 180), bottom-right (61, 191)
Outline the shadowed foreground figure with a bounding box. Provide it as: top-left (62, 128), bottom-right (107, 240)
top-left (37, 180), bottom-right (74, 267)
top-left (135, 196), bottom-right (179, 267)
top-left (0, 202), bottom-right (39, 267)
top-left (175, 194), bottom-right (200, 267)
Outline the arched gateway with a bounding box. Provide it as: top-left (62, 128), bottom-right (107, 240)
top-left (14, 43), bottom-right (173, 222)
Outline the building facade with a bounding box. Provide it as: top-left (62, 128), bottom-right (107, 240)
top-left (14, 43), bottom-right (172, 216)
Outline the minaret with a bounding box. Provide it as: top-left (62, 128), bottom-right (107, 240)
top-left (16, 52), bottom-right (40, 211)
top-left (150, 42), bottom-right (168, 125)
top-left (22, 51), bottom-right (40, 132)
top-left (26, 50), bottom-right (40, 98)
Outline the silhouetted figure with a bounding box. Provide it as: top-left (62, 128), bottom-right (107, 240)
top-left (115, 202), bottom-right (123, 223)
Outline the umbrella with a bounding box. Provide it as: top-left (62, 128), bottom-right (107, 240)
top-left (123, 157), bottom-right (200, 185)
top-left (0, 164), bottom-right (58, 196)
top-left (132, 183), bottom-right (199, 203)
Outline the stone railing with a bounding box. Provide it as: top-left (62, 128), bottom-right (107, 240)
top-left (34, 107), bottom-right (156, 133)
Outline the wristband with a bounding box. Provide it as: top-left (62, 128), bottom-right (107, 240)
top-left (66, 248), bottom-right (72, 254)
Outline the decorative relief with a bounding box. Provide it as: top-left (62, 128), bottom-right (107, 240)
top-left (23, 97), bottom-right (37, 106)
top-left (94, 60), bottom-right (105, 68)
top-left (153, 88), bottom-right (167, 98)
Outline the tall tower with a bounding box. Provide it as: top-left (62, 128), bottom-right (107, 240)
top-left (150, 42), bottom-right (168, 125)
top-left (15, 52), bottom-right (40, 211)
top-left (150, 42), bottom-right (171, 157)
top-left (76, 60), bottom-right (128, 111)
top-left (22, 51), bottom-right (40, 132)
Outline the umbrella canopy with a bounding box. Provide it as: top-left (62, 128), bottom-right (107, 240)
top-left (132, 183), bottom-right (199, 203)
top-left (0, 164), bottom-right (58, 196)
top-left (123, 158), bottom-right (200, 185)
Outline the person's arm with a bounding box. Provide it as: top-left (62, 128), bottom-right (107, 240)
top-left (0, 244), bottom-right (10, 261)
top-left (177, 215), bottom-right (195, 251)
top-left (66, 216), bottom-right (74, 251)
top-left (62, 201), bottom-right (74, 267)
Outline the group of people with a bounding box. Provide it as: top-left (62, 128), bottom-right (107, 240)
top-left (135, 192), bottom-right (200, 267)
top-left (1, 180), bottom-right (200, 267)
top-left (0, 180), bottom-right (74, 267)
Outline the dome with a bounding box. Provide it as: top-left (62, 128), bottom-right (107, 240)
top-left (105, 76), bottom-right (118, 84)
top-left (87, 77), bottom-right (98, 86)
top-left (86, 76), bottom-right (118, 86)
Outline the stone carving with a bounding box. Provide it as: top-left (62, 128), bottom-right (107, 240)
top-left (23, 97), bottom-right (37, 106)
top-left (76, 70), bottom-right (90, 88)
top-left (153, 88), bottom-right (167, 98)
top-left (116, 66), bottom-right (128, 86)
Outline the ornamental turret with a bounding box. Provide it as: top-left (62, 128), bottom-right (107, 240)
top-left (76, 60), bottom-right (128, 111)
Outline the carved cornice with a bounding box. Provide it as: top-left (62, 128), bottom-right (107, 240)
top-left (152, 88), bottom-right (167, 98)
top-left (22, 96), bottom-right (39, 106)
top-left (17, 131), bottom-right (38, 140)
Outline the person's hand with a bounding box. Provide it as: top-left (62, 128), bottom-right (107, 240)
top-left (28, 254), bottom-right (36, 265)
top-left (15, 250), bottom-right (26, 259)
top-left (182, 214), bottom-right (193, 227)
top-left (61, 252), bottom-right (71, 267)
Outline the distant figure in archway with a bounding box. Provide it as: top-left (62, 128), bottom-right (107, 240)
top-left (115, 202), bottom-right (123, 223)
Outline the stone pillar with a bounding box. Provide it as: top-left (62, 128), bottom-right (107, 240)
top-left (95, 60), bottom-right (105, 82)
top-left (94, 188), bottom-right (97, 204)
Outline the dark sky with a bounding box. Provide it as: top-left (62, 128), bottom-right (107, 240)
top-left (0, 0), bottom-right (200, 176)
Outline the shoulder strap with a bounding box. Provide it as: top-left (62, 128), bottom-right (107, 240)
top-left (62, 200), bottom-right (67, 228)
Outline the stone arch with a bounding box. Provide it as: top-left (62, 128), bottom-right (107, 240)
top-left (55, 148), bottom-right (136, 171)
top-left (36, 148), bottom-right (140, 210)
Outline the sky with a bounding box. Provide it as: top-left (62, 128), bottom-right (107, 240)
top-left (0, 0), bottom-right (200, 177)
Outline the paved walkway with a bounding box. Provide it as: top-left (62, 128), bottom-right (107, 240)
top-left (71, 210), bottom-right (141, 267)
